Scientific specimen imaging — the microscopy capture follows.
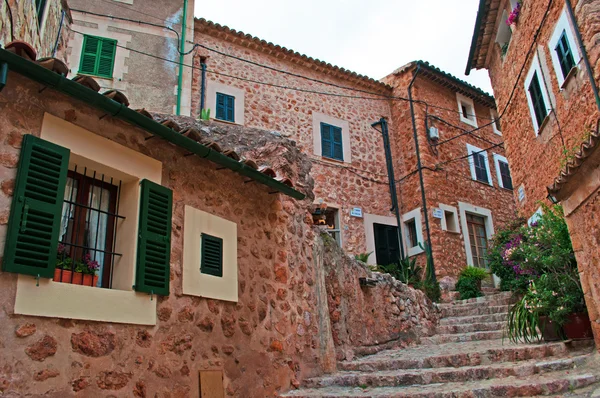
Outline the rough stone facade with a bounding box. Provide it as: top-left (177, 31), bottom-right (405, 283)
top-left (0, 70), bottom-right (438, 396)
top-left (0, 0), bottom-right (70, 60)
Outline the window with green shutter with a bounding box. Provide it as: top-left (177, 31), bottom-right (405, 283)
top-left (555, 30), bottom-right (576, 79)
top-left (3, 135), bottom-right (70, 278)
top-left (135, 179), bottom-right (172, 296)
top-left (79, 35), bottom-right (117, 79)
top-left (35, 0), bottom-right (47, 27)
top-left (320, 123), bottom-right (343, 161)
top-left (201, 233), bottom-right (223, 277)
top-left (215, 93), bottom-right (235, 122)
top-left (528, 72), bottom-right (548, 128)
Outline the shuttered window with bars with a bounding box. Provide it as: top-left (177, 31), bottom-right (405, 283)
top-left (320, 123), bottom-right (344, 161)
top-left (79, 35), bottom-right (117, 79)
top-left (3, 135), bottom-right (172, 297)
top-left (201, 234), bottom-right (223, 277)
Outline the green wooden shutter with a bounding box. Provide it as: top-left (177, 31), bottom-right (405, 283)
top-left (97, 39), bottom-right (117, 78)
top-left (332, 126), bottom-right (344, 161)
top-left (201, 234), bottom-right (223, 277)
top-left (321, 123), bottom-right (333, 158)
top-left (3, 135), bottom-right (70, 278)
top-left (80, 36), bottom-right (100, 75)
top-left (135, 179), bottom-right (172, 296)
top-left (216, 93), bottom-right (226, 120)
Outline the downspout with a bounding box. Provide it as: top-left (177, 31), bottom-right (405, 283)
top-left (52, 10), bottom-right (66, 58)
top-left (407, 63), bottom-right (436, 281)
top-left (565, 0), bottom-right (600, 111)
top-left (0, 62), bottom-right (7, 92)
top-left (175, 0), bottom-right (188, 115)
top-left (372, 117), bottom-right (406, 261)
top-left (200, 59), bottom-right (207, 112)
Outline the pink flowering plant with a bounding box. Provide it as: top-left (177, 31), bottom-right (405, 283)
top-left (506, 2), bottom-right (521, 26)
top-left (55, 244), bottom-right (99, 275)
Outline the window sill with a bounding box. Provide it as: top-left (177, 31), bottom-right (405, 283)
top-left (460, 117), bottom-right (478, 128)
top-left (14, 274), bottom-right (157, 325)
top-left (77, 72), bottom-right (115, 81)
top-left (498, 186), bottom-right (514, 192)
top-left (315, 156), bottom-right (347, 166)
top-left (471, 178), bottom-right (494, 188)
top-left (443, 229), bottom-right (461, 235)
top-left (536, 114), bottom-right (551, 136)
top-left (406, 247), bottom-right (424, 257)
top-left (560, 66), bottom-right (578, 90)
top-left (212, 118), bottom-right (239, 126)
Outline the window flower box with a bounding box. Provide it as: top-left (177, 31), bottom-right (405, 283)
top-left (506, 3), bottom-right (521, 30)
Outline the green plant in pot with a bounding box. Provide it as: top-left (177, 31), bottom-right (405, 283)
top-left (455, 266), bottom-right (488, 300)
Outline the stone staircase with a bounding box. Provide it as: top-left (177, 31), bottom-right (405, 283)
top-left (282, 289), bottom-right (599, 397)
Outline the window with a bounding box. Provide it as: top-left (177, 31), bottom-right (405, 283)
top-left (215, 92), bottom-right (235, 123)
top-left (548, 10), bottom-right (581, 87)
top-left (528, 207), bottom-right (543, 226)
top-left (79, 35), bottom-right (117, 78)
top-left (439, 204), bottom-right (460, 233)
top-left (402, 208), bottom-right (424, 257)
top-left (493, 154), bottom-right (513, 189)
top-left (201, 234), bottom-right (223, 277)
top-left (467, 214), bottom-right (489, 269)
top-left (312, 206), bottom-right (342, 245)
top-left (35, 0), bottom-right (47, 27)
top-left (373, 223), bottom-right (400, 266)
top-left (491, 109), bottom-right (502, 135)
top-left (466, 144), bottom-right (493, 185)
top-left (457, 93), bottom-right (478, 127)
top-left (320, 123), bottom-right (344, 161)
top-left (56, 169), bottom-right (120, 288)
top-left (524, 55), bottom-right (552, 134)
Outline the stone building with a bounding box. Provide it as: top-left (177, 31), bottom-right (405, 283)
top-left (466, 0), bottom-right (600, 345)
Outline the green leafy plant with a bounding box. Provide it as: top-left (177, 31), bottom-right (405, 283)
top-left (200, 108), bottom-right (211, 121)
top-left (506, 291), bottom-right (541, 344)
top-left (377, 257), bottom-right (422, 286)
top-left (460, 266), bottom-right (488, 281)
top-left (456, 266), bottom-right (489, 300)
top-left (354, 252), bottom-right (373, 263)
top-left (559, 130), bottom-right (592, 170)
top-left (419, 242), bottom-right (441, 302)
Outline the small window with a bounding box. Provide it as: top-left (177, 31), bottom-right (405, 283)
top-left (405, 219), bottom-right (418, 248)
top-left (466, 214), bottom-right (489, 269)
top-left (201, 234), bottom-right (223, 277)
top-left (555, 30), bottom-right (576, 79)
top-left (467, 144), bottom-right (492, 185)
top-left (215, 93), bottom-right (235, 122)
top-left (548, 10), bottom-right (581, 87)
top-left (491, 109), bottom-right (502, 135)
top-left (444, 211), bottom-right (458, 233)
top-left (35, 0), bottom-right (47, 27)
top-left (528, 72), bottom-right (548, 128)
top-left (457, 93), bottom-right (478, 127)
top-left (79, 35), bottom-right (117, 78)
top-left (494, 154), bottom-right (513, 190)
top-left (312, 206), bottom-right (341, 246)
top-left (320, 123), bottom-right (344, 161)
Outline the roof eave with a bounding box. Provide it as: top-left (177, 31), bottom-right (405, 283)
top-left (465, 0), bottom-right (490, 75)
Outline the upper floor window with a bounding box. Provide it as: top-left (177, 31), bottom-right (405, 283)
top-left (548, 10), bottom-right (581, 87)
top-left (320, 122), bottom-right (344, 161)
top-left (457, 93), bottom-right (478, 127)
top-left (35, 0), bottom-right (47, 27)
top-left (524, 55), bottom-right (552, 135)
top-left (467, 144), bottom-right (493, 185)
top-left (215, 92), bottom-right (235, 122)
top-left (79, 35), bottom-right (117, 79)
top-left (493, 153), bottom-right (513, 190)
top-left (490, 109), bottom-right (502, 135)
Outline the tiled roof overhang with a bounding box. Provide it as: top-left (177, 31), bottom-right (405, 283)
top-left (391, 61), bottom-right (496, 108)
top-left (547, 120), bottom-right (600, 199)
top-left (465, 0), bottom-right (501, 75)
top-left (194, 18), bottom-right (393, 94)
top-left (0, 48), bottom-right (305, 200)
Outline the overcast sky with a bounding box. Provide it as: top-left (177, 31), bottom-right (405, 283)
top-left (193, 0), bottom-right (493, 94)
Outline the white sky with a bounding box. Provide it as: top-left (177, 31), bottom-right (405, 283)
top-left (193, 0), bottom-right (493, 94)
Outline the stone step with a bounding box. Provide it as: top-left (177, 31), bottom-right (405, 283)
top-left (444, 291), bottom-right (514, 306)
top-left (436, 321), bottom-right (505, 334)
top-left (339, 340), bottom-right (571, 372)
top-left (439, 312), bottom-right (508, 325)
top-left (482, 286), bottom-right (500, 294)
top-left (281, 370), bottom-right (598, 397)
top-left (421, 330), bottom-right (504, 344)
top-left (441, 304), bottom-right (510, 318)
top-left (305, 355), bottom-right (590, 389)
top-left (440, 297), bottom-right (514, 313)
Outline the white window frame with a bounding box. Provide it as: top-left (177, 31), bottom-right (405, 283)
top-left (528, 207), bottom-right (544, 226)
top-left (490, 109), bottom-right (502, 135)
top-left (548, 9), bottom-right (581, 87)
top-left (402, 208), bottom-right (424, 257)
top-left (458, 202), bottom-right (495, 268)
top-left (456, 93), bottom-right (478, 128)
top-left (312, 112), bottom-right (352, 163)
top-left (524, 54), bottom-right (553, 135)
top-left (206, 81), bottom-right (245, 125)
top-left (492, 153), bottom-right (512, 189)
top-left (466, 143), bottom-right (493, 186)
top-left (439, 204), bottom-right (460, 233)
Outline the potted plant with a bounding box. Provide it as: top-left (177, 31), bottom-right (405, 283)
top-left (82, 254), bottom-right (100, 287)
top-left (455, 266), bottom-right (489, 300)
top-left (506, 2), bottom-right (521, 31)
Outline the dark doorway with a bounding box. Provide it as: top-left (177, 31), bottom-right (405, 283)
top-left (374, 223), bottom-right (400, 266)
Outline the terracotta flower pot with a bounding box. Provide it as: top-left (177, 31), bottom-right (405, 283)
top-left (539, 316), bottom-right (562, 341)
top-left (83, 274), bottom-right (99, 287)
top-left (53, 268), bottom-right (62, 282)
top-left (72, 271), bottom-right (84, 285)
top-left (60, 270), bottom-right (73, 283)
top-left (563, 312), bottom-right (594, 340)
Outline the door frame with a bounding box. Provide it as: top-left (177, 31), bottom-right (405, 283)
top-left (363, 214), bottom-right (397, 266)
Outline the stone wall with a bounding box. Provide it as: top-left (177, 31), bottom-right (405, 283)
top-left (318, 232), bottom-right (439, 361)
top-left (484, 0), bottom-right (600, 218)
top-left (0, 0), bottom-right (68, 59)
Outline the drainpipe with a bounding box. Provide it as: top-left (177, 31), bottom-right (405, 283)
top-left (52, 10), bottom-right (66, 58)
top-left (407, 63), bottom-right (436, 281)
top-left (200, 59), bottom-right (207, 112)
top-left (0, 62), bottom-right (7, 92)
top-left (175, 0), bottom-right (188, 115)
top-left (372, 117), bottom-right (406, 261)
top-left (565, 0), bottom-right (600, 111)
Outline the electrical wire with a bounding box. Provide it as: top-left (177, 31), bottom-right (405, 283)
top-left (434, 142), bottom-right (505, 168)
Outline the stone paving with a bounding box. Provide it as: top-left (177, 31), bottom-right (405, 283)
top-left (282, 290), bottom-right (599, 397)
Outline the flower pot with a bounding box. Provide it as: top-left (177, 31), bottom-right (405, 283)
top-left (72, 271), bottom-right (83, 285)
top-left (83, 274), bottom-right (99, 287)
top-left (563, 312), bottom-right (594, 340)
top-left (539, 316), bottom-right (562, 341)
top-left (60, 270), bottom-right (73, 283)
top-left (53, 268), bottom-right (62, 282)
